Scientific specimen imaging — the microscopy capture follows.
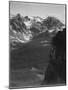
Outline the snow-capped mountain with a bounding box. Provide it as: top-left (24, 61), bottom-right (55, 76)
top-left (32, 16), bottom-right (43, 22)
top-left (24, 16), bottom-right (43, 29)
top-left (9, 14), bottom-right (65, 50)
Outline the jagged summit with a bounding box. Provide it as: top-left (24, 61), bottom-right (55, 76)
top-left (9, 14), bottom-right (65, 50)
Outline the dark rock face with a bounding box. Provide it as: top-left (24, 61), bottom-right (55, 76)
top-left (42, 28), bottom-right (66, 85)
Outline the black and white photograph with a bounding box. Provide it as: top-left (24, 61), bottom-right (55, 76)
top-left (9, 1), bottom-right (66, 89)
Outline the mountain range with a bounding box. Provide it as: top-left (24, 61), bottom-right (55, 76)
top-left (9, 13), bottom-right (65, 50)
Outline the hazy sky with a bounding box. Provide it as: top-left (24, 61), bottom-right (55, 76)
top-left (10, 1), bottom-right (65, 23)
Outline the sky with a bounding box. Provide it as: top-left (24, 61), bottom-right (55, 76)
top-left (10, 1), bottom-right (66, 24)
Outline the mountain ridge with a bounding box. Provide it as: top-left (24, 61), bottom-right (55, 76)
top-left (9, 13), bottom-right (65, 50)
